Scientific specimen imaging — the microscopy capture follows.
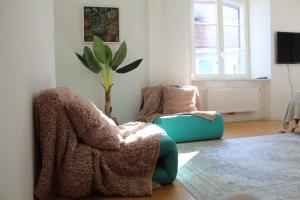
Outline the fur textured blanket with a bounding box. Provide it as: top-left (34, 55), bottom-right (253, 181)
top-left (34, 88), bottom-right (162, 200)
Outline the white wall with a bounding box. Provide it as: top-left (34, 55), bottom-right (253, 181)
top-left (249, 0), bottom-right (271, 79)
top-left (54, 0), bottom-right (149, 123)
top-left (270, 0), bottom-right (300, 119)
top-left (148, 0), bottom-right (192, 86)
top-left (0, 0), bottom-right (56, 199)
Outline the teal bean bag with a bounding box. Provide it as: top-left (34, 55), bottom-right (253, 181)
top-left (153, 134), bottom-right (178, 185)
top-left (153, 113), bottom-right (224, 143)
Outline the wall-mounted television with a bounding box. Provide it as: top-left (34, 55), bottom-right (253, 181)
top-left (276, 32), bottom-right (300, 64)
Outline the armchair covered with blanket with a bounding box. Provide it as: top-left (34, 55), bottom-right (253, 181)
top-left (34, 88), bottom-right (177, 200)
top-left (138, 85), bottom-right (224, 143)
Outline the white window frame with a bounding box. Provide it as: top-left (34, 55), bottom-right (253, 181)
top-left (192, 0), bottom-right (250, 80)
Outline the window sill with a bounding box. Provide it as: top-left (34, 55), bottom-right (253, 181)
top-left (191, 78), bottom-right (271, 82)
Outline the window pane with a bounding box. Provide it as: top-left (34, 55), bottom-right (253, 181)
top-left (223, 3), bottom-right (240, 25)
top-left (223, 2), bottom-right (246, 75)
top-left (193, 0), bottom-right (248, 78)
top-left (224, 49), bottom-right (246, 75)
top-left (195, 24), bottom-right (217, 48)
top-left (194, 0), bottom-right (216, 23)
top-left (239, 26), bottom-right (245, 48)
top-left (195, 50), bottom-right (218, 75)
top-left (223, 26), bottom-right (241, 48)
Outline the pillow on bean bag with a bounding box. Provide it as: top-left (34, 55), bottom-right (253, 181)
top-left (162, 86), bottom-right (197, 114)
top-left (142, 85), bottom-right (163, 115)
top-left (66, 96), bottom-right (120, 150)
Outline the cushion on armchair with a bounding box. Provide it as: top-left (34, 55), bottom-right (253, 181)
top-left (66, 96), bottom-right (120, 150)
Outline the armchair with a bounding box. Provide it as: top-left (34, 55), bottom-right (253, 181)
top-left (34, 87), bottom-right (177, 199)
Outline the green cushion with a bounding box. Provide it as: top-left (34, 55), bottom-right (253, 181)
top-left (153, 113), bottom-right (224, 143)
top-left (153, 134), bottom-right (178, 185)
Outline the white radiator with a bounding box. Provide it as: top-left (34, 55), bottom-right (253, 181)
top-left (206, 88), bottom-right (260, 113)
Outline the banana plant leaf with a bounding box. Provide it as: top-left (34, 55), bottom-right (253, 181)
top-left (116, 59), bottom-right (143, 74)
top-left (83, 46), bottom-right (103, 73)
top-left (112, 41), bottom-right (127, 71)
top-left (93, 36), bottom-right (107, 64)
top-left (105, 45), bottom-right (113, 65)
top-left (76, 53), bottom-right (88, 68)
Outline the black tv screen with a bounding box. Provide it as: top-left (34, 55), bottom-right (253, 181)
top-left (276, 32), bottom-right (300, 64)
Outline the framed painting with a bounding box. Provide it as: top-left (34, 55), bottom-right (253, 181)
top-left (83, 6), bottom-right (120, 43)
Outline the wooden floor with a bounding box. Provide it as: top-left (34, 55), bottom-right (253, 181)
top-left (223, 120), bottom-right (282, 139)
top-left (86, 120), bottom-right (282, 200)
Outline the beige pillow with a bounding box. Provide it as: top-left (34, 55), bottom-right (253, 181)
top-left (66, 96), bottom-right (120, 150)
top-left (162, 86), bottom-right (198, 114)
top-left (142, 85), bottom-right (163, 115)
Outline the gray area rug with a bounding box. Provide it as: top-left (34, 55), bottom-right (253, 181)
top-left (177, 134), bottom-right (300, 200)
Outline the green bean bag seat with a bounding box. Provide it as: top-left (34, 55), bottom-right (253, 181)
top-left (153, 134), bottom-right (178, 185)
top-left (153, 113), bottom-right (224, 143)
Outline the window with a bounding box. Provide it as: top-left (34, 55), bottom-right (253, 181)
top-left (193, 0), bottom-right (248, 79)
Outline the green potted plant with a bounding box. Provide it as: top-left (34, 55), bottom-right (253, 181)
top-left (76, 35), bottom-right (142, 121)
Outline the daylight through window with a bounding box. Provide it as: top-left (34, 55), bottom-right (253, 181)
top-left (194, 0), bottom-right (248, 79)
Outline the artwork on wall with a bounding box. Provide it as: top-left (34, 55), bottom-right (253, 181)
top-left (83, 6), bottom-right (120, 43)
